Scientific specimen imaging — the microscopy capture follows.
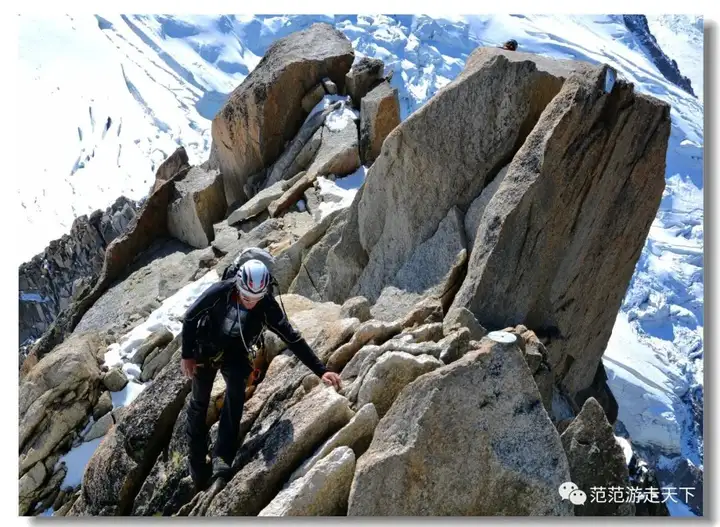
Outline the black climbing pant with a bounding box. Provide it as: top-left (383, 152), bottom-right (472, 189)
top-left (186, 358), bottom-right (248, 486)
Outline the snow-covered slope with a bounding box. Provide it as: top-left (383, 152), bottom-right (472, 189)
top-left (18, 14), bottom-right (703, 515)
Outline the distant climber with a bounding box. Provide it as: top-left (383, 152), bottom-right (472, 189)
top-left (500, 39), bottom-right (518, 51)
top-left (180, 257), bottom-right (342, 491)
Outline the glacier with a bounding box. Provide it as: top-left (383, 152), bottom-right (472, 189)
top-left (17, 13), bottom-right (703, 515)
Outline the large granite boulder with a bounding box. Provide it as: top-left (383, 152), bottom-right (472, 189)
top-left (450, 54), bottom-right (670, 394)
top-left (19, 332), bottom-right (103, 477)
top-left (211, 23), bottom-right (354, 206)
top-left (167, 167), bottom-right (227, 248)
top-left (347, 332), bottom-right (573, 516)
top-left (359, 80), bottom-right (400, 165)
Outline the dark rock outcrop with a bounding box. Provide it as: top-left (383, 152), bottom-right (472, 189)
top-left (574, 362), bottom-right (618, 424)
top-left (623, 15), bottom-right (695, 97)
top-left (19, 197), bottom-right (138, 347)
top-left (21, 169), bottom-right (191, 376)
top-left (152, 146), bottom-right (190, 192)
top-left (560, 398), bottom-right (634, 516)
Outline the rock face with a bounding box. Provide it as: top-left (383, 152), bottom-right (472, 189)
top-left (443, 307), bottom-right (487, 341)
top-left (345, 57), bottom-right (384, 107)
top-left (262, 102), bottom-right (342, 190)
top-left (141, 336), bottom-right (181, 382)
top-left (574, 362), bottom-right (619, 425)
top-left (19, 333), bottom-right (103, 478)
top-left (92, 391), bottom-right (113, 420)
top-left (450, 54), bottom-right (670, 395)
top-left (84, 412), bottom-right (115, 442)
top-left (227, 180), bottom-right (287, 225)
top-left (340, 297), bottom-right (371, 323)
top-left (268, 172), bottom-right (315, 218)
top-left (299, 46), bottom-right (669, 401)
top-left (347, 334), bottom-right (573, 516)
top-left (152, 146), bottom-right (190, 192)
top-left (463, 164), bottom-right (509, 251)
top-left (287, 207), bottom-right (363, 302)
top-left (259, 446), bottom-right (356, 516)
top-left (211, 23), bottom-right (354, 206)
top-left (167, 167), bottom-right (227, 248)
top-left (102, 368), bottom-right (129, 392)
top-left (301, 83), bottom-right (326, 113)
top-left (560, 398), bottom-right (634, 516)
top-left (271, 208), bottom-right (345, 293)
top-left (305, 116), bottom-right (361, 180)
top-left (359, 80), bottom-right (400, 165)
top-left (19, 461), bottom-right (48, 514)
top-left (131, 328), bottom-right (174, 366)
top-left (202, 387), bottom-right (354, 516)
top-left (355, 351), bottom-right (443, 417)
top-left (131, 395), bottom-right (195, 517)
top-left (287, 403), bottom-right (379, 485)
top-left (369, 206), bottom-right (467, 322)
top-left (19, 196), bottom-right (138, 347)
top-left (74, 239), bottom-right (209, 338)
top-left (301, 48), bottom-right (582, 306)
top-left (69, 352), bottom-right (190, 516)
top-left (21, 167), bottom-right (193, 375)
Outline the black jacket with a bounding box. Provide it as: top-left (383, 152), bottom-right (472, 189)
top-left (181, 279), bottom-right (327, 378)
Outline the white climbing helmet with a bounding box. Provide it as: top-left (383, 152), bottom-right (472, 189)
top-left (236, 259), bottom-right (270, 300)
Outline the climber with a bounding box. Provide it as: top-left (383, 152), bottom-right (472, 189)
top-left (180, 259), bottom-right (342, 491)
top-left (500, 39), bottom-right (518, 51)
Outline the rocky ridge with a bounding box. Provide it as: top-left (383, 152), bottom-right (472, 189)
top-left (18, 23), bottom-right (672, 517)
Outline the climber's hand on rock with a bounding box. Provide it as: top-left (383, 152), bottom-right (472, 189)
top-left (322, 371), bottom-right (342, 391)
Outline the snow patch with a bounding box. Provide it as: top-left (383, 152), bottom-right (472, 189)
top-left (110, 380), bottom-right (146, 408)
top-left (122, 362), bottom-right (142, 381)
top-left (304, 94), bottom-right (350, 124)
top-left (57, 437), bottom-right (104, 489)
top-left (315, 166), bottom-right (367, 220)
top-left (615, 435), bottom-right (634, 465)
top-left (324, 100), bottom-right (359, 131)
